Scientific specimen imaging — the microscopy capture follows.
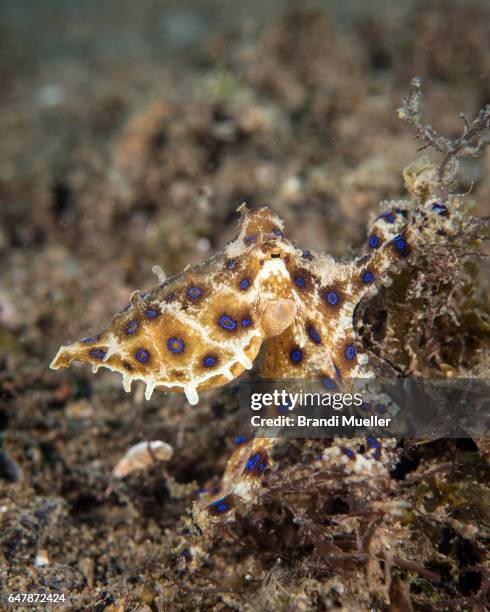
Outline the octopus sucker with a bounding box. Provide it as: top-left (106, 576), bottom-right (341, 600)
top-left (184, 383), bottom-right (199, 405)
top-left (144, 380), bottom-right (156, 402)
top-left (122, 375), bottom-right (132, 393)
top-left (234, 350), bottom-right (254, 370)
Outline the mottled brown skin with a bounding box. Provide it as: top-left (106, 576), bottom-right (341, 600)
top-left (50, 197), bottom-right (465, 534)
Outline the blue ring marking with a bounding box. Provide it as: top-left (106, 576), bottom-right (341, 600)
top-left (307, 325), bottom-right (321, 344)
top-left (187, 286), bottom-right (202, 299)
top-left (203, 355), bottom-right (217, 367)
top-left (226, 259), bottom-right (237, 269)
top-left (393, 234), bottom-right (410, 257)
top-left (326, 291), bottom-right (339, 306)
top-left (369, 235), bottom-right (380, 248)
top-left (234, 436), bottom-right (247, 445)
top-left (208, 497), bottom-right (230, 513)
top-left (147, 308), bottom-right (158, 319)
top-left (165, 292), bottom-right (175, 302)
top-left (82, 337), bottom-right (97, 344)
top-left (167, 338), bottom-right (184, 353)
top-left (135, 349), bottom-right (150, 363)
top-left (321, 377), bottom-right (336, 390)
top-left (383, 212), bottom-right (395, 223)
top-left (246, 453), bottom-right (262, 471)
top-left (345, 344), bottom-right (356, 360)
top-left (432, 202), bottom-right (447, 214)
top-left (290, 348), bottom-right (302, 363)
top-left (126, 319), bottom-right (138, 334)
top-left (367, 436), bottom-right (380, 449)
top-left (341, 447), bottom-right (355, 459)
top-left (244, 235), bottom-right (256, 243)
top-left (295, 277), bottom-right (305, 287)
top-left (219, 315), bottom-right (237, 331)
top-left (89, 348), bottom-right (106, 359)
top-left (334, 366), bottom-right (341, 379)
top-left (272, 228), bottom-right (283, 237)
top-left (241, 318), bottom-right (251, 327)
top-left (395, 236), bottom-right (405, 250)
top-left (362, 271), bottom-right (374, 284)
top-left (239, 278), bottom-right (250, 290)
top-left (377, 403), bottom-right (386, 414)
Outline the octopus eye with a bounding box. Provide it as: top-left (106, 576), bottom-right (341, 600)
top-left (270, 252), bottom-right (281, 259)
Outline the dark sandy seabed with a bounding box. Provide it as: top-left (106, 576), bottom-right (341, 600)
top-left (0, 0), bottom-right (489, 609)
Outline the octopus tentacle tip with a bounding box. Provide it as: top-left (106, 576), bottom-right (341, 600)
top-left (49, 349), bottom-right (62, 370)
top-left (48, 353), bottom-right (55, 368)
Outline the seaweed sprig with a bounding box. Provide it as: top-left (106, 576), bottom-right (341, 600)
top-left (398, 77), bottom-right (490, 195)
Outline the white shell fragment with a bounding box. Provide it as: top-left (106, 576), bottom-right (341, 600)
top-left (112, 440), bottom-right (174, 478)
top-left (35, 549), bottom-right (50, 567)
